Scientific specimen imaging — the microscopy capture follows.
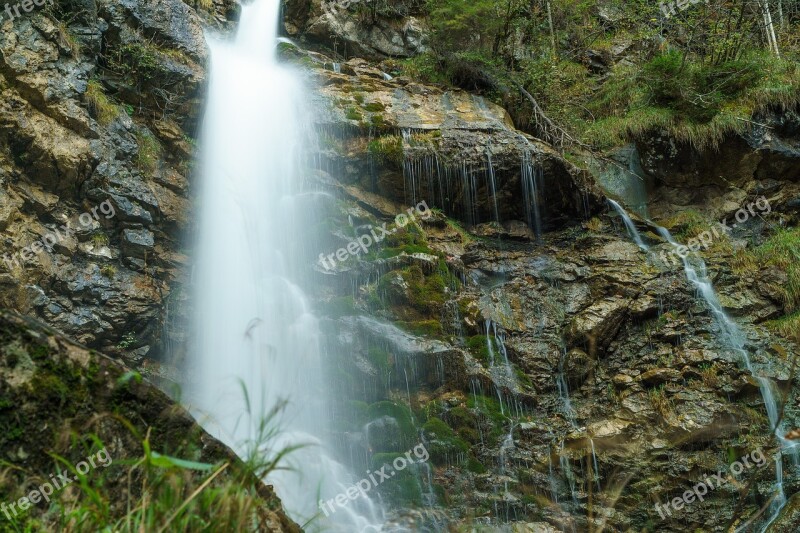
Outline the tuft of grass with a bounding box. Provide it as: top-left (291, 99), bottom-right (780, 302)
top-left (23, 399), bottom-right (301, 532)
top-left (136, 131), bottom-right (162, 174)
top-left (368, 135), bottom-right (404, 167)
top-left (699, 363), bottom-right (720, 388)
top-left (345, 107), bottom-right (363, 121)
top-left (753, 228), bottom-right (800, 312)
top-left (661, 210), bottom-right (713, 242)
top-left (100, 264), bottom-right (116, 278)
top-left (765, 312), bottom-right (800, 343)
top-left (85, 80), bottom-right (120, 126)
top-left (648, 385), bottom-right (673, 419)
top-left (91, 233), bottom-right (110, 247)
top-left (585, 217), bottom-right (604, 232)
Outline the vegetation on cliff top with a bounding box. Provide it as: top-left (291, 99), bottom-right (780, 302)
top-left (390, 0), bottom-right (800, 151)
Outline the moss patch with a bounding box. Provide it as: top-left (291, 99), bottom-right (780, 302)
top-left (368, 135), bottom-right (404, 167)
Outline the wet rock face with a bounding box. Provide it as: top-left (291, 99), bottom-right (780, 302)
top-left (288, 48), bottom-right (604, 231)
top-left (308, 163), bottom-right (799, 530)
top-left (284, 0), bottom-right (428, 59)
top-left (0, 0), bottom-right (238, 363)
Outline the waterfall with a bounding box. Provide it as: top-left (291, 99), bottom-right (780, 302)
top-left (610, 199), bottom-right (797, 530)
top-left (521, 149), bottom-right (543, 240)
top-left (655, 225), bottom-right (796, 530)
top-left (189, 1), bottom-right (383, 530)
top-left (607, 199), bottom-right (648, 251)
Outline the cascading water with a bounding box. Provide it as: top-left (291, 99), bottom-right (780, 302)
top-left (608, 198), bottom-right (797, 531)
top-left (655, 225), bottom-right (797, 530)
top-left (189, 1), bottom-right (383, 530)
top-left (607, 199), bottom-right (649, 251)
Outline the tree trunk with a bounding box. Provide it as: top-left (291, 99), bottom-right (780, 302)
top-left (545, 0), bottom-right (556, 58)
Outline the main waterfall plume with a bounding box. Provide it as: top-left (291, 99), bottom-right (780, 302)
top-left (188, 1), bottom-right (383, 530)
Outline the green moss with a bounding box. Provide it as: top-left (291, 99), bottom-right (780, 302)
top-left (377, 264), bottom-right (450, 317)
top-left (366, 401), bottom-right (416, 444)
top-left (366, 345), bottom-right (392, 377)
top-left (319, 296), bottom-right (358, 318)
top-left (465, 335), bottom-right (499, 366)
top-left (367, 135), bottom-right (404, 167)
top-left (466, 456), bottom-right (487, 473)
top-left (345, 107), bottom-right (363, 121)
top-left (85, 80), bottom-right (120, 126)
top-left (422, 417), bottom-right (469, 464)
top-left (754, 228), bottom-right (800, 312)
top-left (364, 102), bottom-right (386, 112)
top-left (136, 131), bottom-right (162, 174)
top-left (397, 320), bottom-right (443, 337)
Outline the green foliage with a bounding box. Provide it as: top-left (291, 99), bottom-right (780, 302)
top-left (422, 417), bottom-right (469, 464)
top-left (117, 332), bottom-right (137, 350)
top-left (345, 106), bottom-right (363, 121)
top-left (753, 228), bottom-right (800, 312)
top-left (661, 209), bottom-right (713, 242)
top-left (368, 135), bottom-right (404, 167)
top-left (136, 130), bottom-right (162, 174)
top-left (107, 42), bottom-right (175, 84)
top-left (100, 264), bottom-right (117, 279)
top-left (85, 80), bottom-right (120, 126)
top-left (765, 312), bottom-right (800, 343)
top-left (16, 400), bottom-right (300, 532)
top-left (419, 0), bottom-right (800, 150)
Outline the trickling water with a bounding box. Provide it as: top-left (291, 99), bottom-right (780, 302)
top-left (610, 199), bottom-right (796, 531)
top-left (608, 199), bottom-right (649, 251)
top-left (655, 225), bottom-right (797, 530)
top-left (190, 1), bottom-right (383, 530)
top-left (521, 149), bottom-right (543, 240)
top-left (556, 348), bottom-right (577, 427)
top-left (589, 438), bottom-right (600, 491)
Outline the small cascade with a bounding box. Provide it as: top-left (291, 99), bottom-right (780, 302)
top-left (486, 151), bottom-right (500, 223)
top-left (521, 149), bottom-right (544, 240)
top-left (552, 348), bottom-right (581, 505)
top-left (381, 72), bottom-right (393, 81)
top-left (559, 441), bottom-right (579, 504)
top-left (556, 348), bottom-right (577, 427)
top-left (331, 62), bottom-right (342, 74)
top-left (655, 225), bottom-right (797, 530)
top-left (589, 438), bottom-right (601, 491)
top-left (609, 198), bottom-right (797, 531)
top-left (608, 199), bottom-right (649, 251)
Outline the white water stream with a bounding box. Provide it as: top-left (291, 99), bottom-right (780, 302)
top-left (189, 1), bottom-right (383, 530)
top-left (609, 198), bottom-right (797, 530)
